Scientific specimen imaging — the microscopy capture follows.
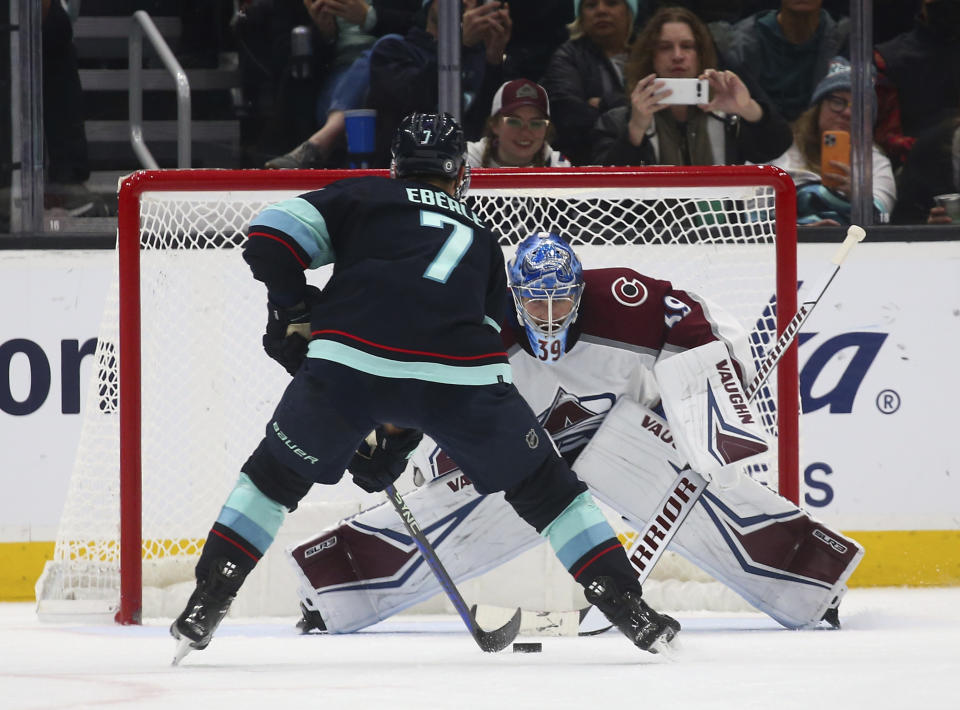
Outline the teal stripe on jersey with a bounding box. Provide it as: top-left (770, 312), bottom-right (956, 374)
top-left (250, 198), bottom-right (335, 268)
top-left (541, 491), bottom-right (617, 570)
top-left (483, 315), bottom-right (501, 333)
top-left (215, 472), bottom-right (286, 555)
top-left (307, 339), bottom-right (512, 385)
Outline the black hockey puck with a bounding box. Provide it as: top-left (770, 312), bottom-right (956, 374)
top-left (512, 642), bottom-right (542, 653)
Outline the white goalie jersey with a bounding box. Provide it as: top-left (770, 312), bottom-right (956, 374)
top-left (288, 268), bottom-right (863, 633)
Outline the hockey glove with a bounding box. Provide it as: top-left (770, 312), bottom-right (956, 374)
top-left (262, 286), bottom-right (321, 376)
top-left (349, 426), bottom-right (424, 493)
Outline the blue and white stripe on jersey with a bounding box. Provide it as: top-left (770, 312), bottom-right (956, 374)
top-left (215, 472), bottom-right (286, 555)
top-left (307, 339), bottom-right (512, 386)
top-left (540, 490), bottom-right (616, 570)
top-left (249, 197), bottom-right (335, 268)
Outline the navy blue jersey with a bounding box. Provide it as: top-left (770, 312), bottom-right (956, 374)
top-left (244, 176), bottom-right (510, 385)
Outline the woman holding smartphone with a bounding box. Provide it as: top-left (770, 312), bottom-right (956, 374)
top-left (769, 56), bottom-right (897, 227)
top-left (589, 6), bottom-right (791, 168)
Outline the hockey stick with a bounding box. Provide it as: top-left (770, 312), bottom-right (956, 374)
top-left (622, 224), bottom-right (866, 585)
top-left (746, 224), bottom-right (866, 397)
top-left (385, 483), bottom-right (522, 652)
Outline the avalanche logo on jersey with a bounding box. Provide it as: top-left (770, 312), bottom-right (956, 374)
top-left (427, 387), bottom-right (616, 479)
top-left (611, 276), bottom-right (648, 307)
top-left (538, 387), bottom-right (616, 457)
top-left (705, 384), bottom-right (768, 467)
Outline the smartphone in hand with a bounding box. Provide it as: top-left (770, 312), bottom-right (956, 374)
top-left (821, 130), bottom-right (850, 191)
top-left (657, 78), bottom-right (709, 105)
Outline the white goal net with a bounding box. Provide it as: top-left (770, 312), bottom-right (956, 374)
top-left (36, 166), bottom-right (798, 623)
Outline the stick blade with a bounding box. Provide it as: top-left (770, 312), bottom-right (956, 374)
top-left (470, 604), bottom-right (522, 652)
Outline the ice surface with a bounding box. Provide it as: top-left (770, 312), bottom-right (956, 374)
top-left (3, 587), bottom-right (958, 710)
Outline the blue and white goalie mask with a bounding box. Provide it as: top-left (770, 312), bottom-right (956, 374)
top-left (507, 233), bottom-right (584, 363)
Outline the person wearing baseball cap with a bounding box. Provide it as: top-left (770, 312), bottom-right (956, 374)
top-left (467, 79), bottom-right (571, 167)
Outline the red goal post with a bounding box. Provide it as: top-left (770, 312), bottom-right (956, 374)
top-left (40, 166), bottom-right (798, 625)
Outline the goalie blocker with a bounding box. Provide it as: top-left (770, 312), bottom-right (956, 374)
top-left (288, 399), bottom-right (863, 633)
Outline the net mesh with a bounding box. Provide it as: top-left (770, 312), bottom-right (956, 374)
top-left (36, 172), bottom-right (792, 620)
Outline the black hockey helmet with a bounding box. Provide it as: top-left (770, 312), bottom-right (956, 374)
top-left (390, 112), bottom-right (466, 181)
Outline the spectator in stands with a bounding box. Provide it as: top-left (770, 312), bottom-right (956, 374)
top-left (235, 0), bottom-right (422, 168)
top-left (768, 56), bottom-right (896, 226)
top-left (710, 0), bottom-right (849, 122)
top-left (873, 0), bottom-right (960, 169)
top-left (42, 0), bottom-right (108, 217)
top-left (498, 1), bottom-right (575, 83)
top-left (365, 0), bottom-right (512, 168)
top-left (259, 0), bottom-right (423, 169)
top-left (263, 44), bottom-right (377, 169)
top-left (892, 114), bottom-right (960, 224)
top-left (590, 6), bottom-right (791, 167)
top-left (466, 79), bottom-right (571, 167)
top-left (540, 0), bottom-right (638, 166)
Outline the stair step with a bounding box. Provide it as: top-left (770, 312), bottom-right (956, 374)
top-left (86, 140), bottom-right (243, 170)
top-left (82, 89), bottom-right (236, 121)
top-left (86, 120), bottom-right (240, 142)
top-left (80, 68), bottom-right (241, 92)
top-left (77, 0), bottom-right (181, 16)
top-left (73, 16), bottom-right (182, 38)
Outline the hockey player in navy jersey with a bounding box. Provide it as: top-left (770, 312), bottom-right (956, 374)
top-left (290, 233), bottom-right (864, 636)
top-left (170, 114), bottom-right (679, 663)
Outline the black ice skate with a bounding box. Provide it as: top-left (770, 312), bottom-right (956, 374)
top-left (584, 576), bottom-right (680, 654)
top-left (170, 558), bottom-right (245, 665)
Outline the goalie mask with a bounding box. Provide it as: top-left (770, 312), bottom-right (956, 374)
top-left (507, 233), bottom-right (584, 363)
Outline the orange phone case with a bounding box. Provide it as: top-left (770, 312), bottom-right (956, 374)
top-left (821, 130), bottom-right (850, 190)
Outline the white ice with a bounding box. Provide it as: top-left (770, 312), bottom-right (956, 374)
top-left (3, 587), bottom-right (958, 710)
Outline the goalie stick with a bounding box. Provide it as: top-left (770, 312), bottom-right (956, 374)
top-left (385, 483), bottom-right (522, 652)
top-left (622, 225), bottom-right (866, 587)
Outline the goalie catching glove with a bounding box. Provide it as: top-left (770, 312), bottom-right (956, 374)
top-left (349, 425), bottom-right (424, 493)
top-left (263, 285), bottom-right (321, 375)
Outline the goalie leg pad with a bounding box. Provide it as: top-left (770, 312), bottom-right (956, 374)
top-left (288, 475), bottom-right (543, 633)
top-left (654, 341), bottom-right (769, 487)
top-left (575, 397), bottom-right (864, 629)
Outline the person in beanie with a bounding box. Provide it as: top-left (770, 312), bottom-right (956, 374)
top-left (540, 0), bottom-right (639, 165)
top-left (467, 79), bottom-right (571, 167)
top-left (768, 56), bottom-right (896, 226)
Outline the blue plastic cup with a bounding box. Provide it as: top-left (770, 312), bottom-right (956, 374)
top-left (344, 109), bottom-right (377, 168)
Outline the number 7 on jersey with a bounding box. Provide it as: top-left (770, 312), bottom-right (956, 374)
top-left (421, 210), bottom-right (474, 283)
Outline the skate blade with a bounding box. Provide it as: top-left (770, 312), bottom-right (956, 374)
top-left (171, 637), bottom-right (194, 666)
top-left (648, 630), bottom-right (681, 658)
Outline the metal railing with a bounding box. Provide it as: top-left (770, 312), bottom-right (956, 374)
top-left (17, 0), bottom-right (44, 232)
top-left (129, 10), bottom-right (191, 169)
